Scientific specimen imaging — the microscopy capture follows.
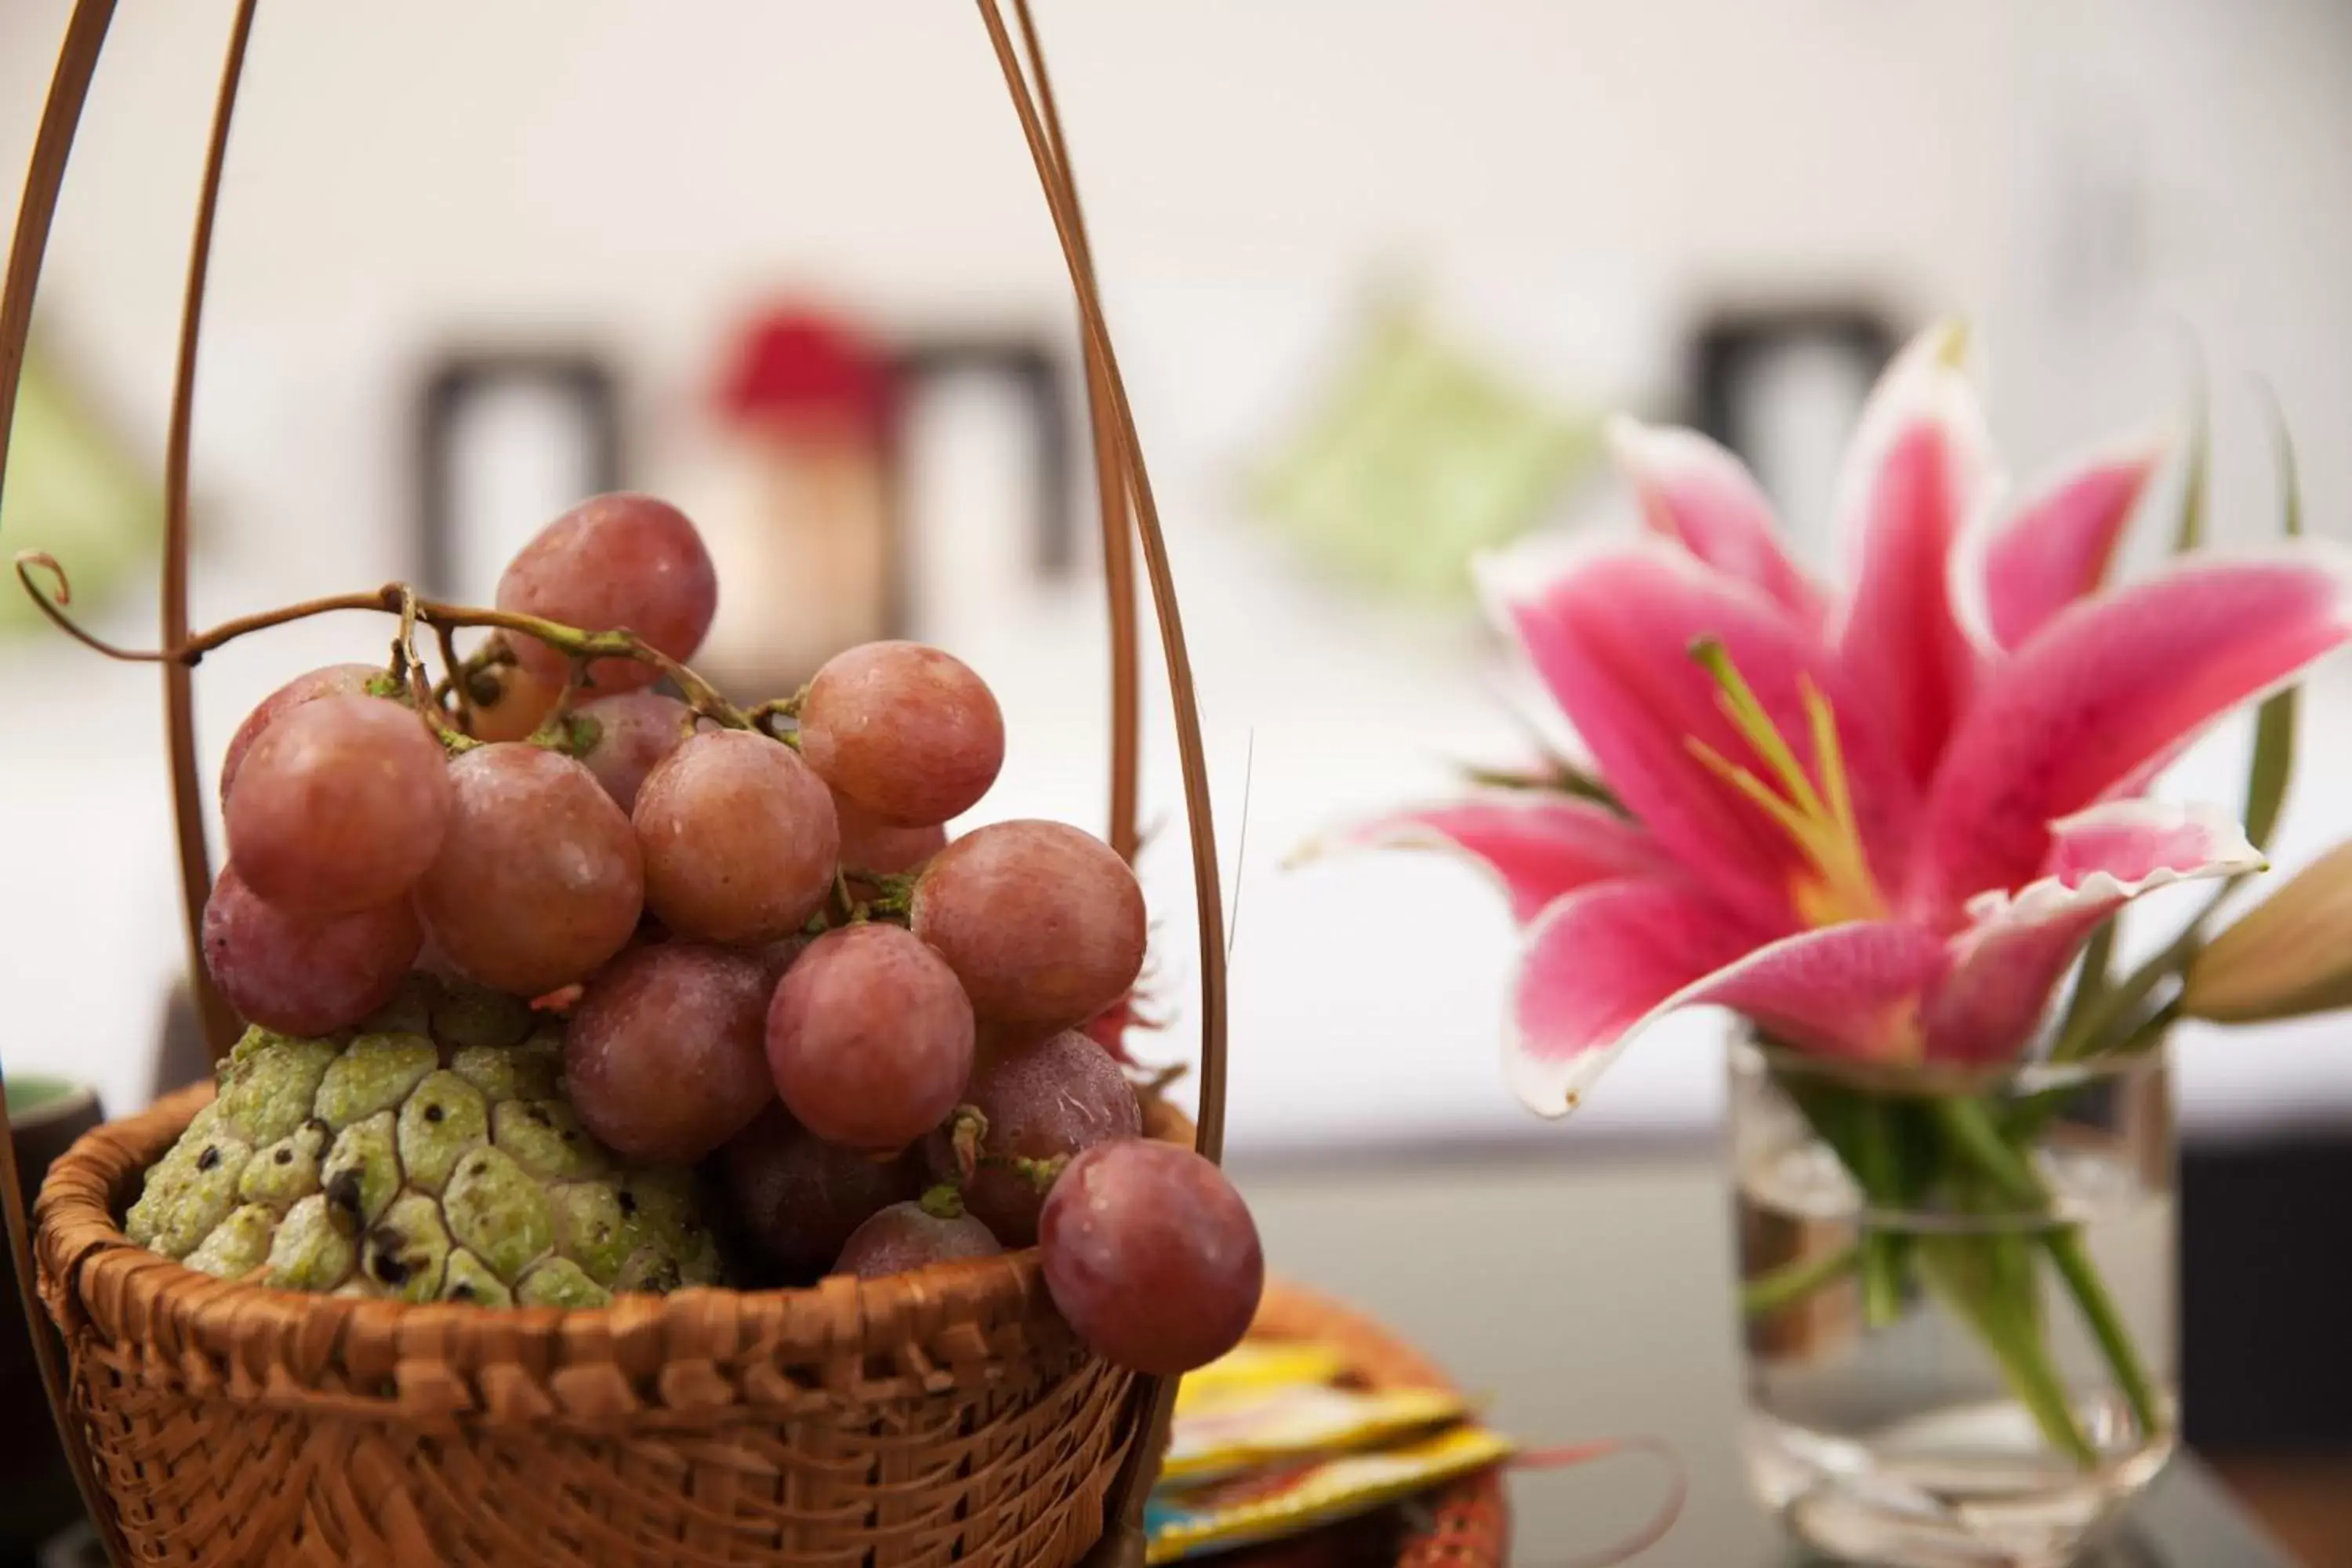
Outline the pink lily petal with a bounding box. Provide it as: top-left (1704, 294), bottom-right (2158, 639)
top-left (1965, 444), bottom-right (2163, 653)
top-left (1917, 552), bottom-right (2352, 906)
top-left (1314, 793), bottom-right (1668, 924)
top-left (1606, 416), bottom-right (1830, 630)
top-left (1922, 800), bottom-right (2263, 1062)
top-left (1692, 920), bottom-right (1949, 1065)
top-left (1506, 879), bottom-right (1763, 1116)
top-left (1831, 323), bottom-right (1995, 783)
top-left (1511, 882), bottom-right (1944, 1114)
top-left (1479, 539), bottom-right (1917, 935)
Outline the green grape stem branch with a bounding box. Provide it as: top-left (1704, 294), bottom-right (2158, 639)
top-left (13, 553), bottom-right (750, 731)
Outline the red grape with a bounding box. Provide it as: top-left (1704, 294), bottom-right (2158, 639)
top-left (766, 924), bottom-right (974, 1153)
top-left (833, 790), bottom-right (946, 883)
top-left (753, 935), bottom-right (809, 988)
top-left (724, 1105), bottom-right (921, 1276)
top-left (496, 493), bottom-right (717, 694)
top-left (1039, 1138), bottom-right (1263, 1375)
top-left (925, 1029), bottom-right (1138, 1246)
top-left (464, 655), bottom-right (560, 743)
top-left (225, 695), bottom-right (453, 916)
top-left (413, 743), bottom-right (643, 996)
top-left (220, 662), bottom-right (380, 798)
top-left (564, 942), bottom-right (774, 1162)
top-left (833, 1199), bottom-right (1002, 1279)
top-left (634, 731), bottom-right (838, 944)
top-left (911, 821), bottom-right (1145, 1032)
top-left (201, 863), bottom-right (421, 1036)
top-left (575, 691), bottom-right (696, 815)
top-left (798, 641), bottom-right (1005, 827)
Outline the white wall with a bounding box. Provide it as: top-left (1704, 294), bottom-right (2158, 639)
top-left (2, 2), bottom-right (2347, 1145)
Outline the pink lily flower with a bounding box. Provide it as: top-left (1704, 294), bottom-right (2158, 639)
top-left (1339, 325), bottom-right (2350, 1116)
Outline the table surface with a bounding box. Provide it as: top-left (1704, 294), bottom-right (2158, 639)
top-left (1236, 1145), bottom-right (2296, 1566)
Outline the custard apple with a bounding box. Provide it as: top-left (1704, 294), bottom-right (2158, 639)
top-left (127, 976), bottom-right (727, 1305)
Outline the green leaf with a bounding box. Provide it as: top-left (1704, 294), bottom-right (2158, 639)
top-left (2057, 386), bottom-right (2308, 1060)
top-left (1740, 1243), bottom-right (1860, 1318)
top-left (2056, 918), bottom-right (2118, 1044)
top-left (2244, 688), bottom-right (2297, 855)
top-left (2172, 340), bottom-right (2210, 555)
top-left (2241, 397), bottom-right (2303, 852)
top-left (1461, 758), bottom-right (1624, 815)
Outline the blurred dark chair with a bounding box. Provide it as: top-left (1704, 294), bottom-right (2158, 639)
top-left (2182, 1134), bottom-right (2352, 1452)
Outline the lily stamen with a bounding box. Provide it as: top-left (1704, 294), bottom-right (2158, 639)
top-left (1686, 638), bottom-right (1885, 924)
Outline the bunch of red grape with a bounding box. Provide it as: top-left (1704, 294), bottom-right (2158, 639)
top-left (200, 492), bottom-right (1261, 1375)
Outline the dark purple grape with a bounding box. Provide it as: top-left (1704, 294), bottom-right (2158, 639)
top-left (766, 923), bottom-right (974, 1154)
top-left (911, 820), bottom-right (1145, 1033)
top-left (924, 1029), bottom-right (1139, 1247)
top-left (833, 1199), bottom-right (1002, 1279)
top-left (797, 641), bottom-right (1005, 827)
top-left (723, 1105), bottom-right (922, 1276)
top-left (1040, 1138), bottom-right (1264, 1375)
top-left (225, 695), bottom-right (453, 916)
top-left (564, 942), bottom-right (773, 1162)
top-left (413, 743), bottom-right (643, 996)
top-left (497, 493), bottom-right (717, 693)
top-left (202, 863), bottom-right (421, 1036)
top-left (220, 662), bottom-right (381, 798)
top-left (634, 730), bottom-right (838, 944)
top-left (575, 690), bottom-right (696, 814)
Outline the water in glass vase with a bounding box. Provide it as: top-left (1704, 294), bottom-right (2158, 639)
top-left (1730, 1040), bottom-right (2177, 1568)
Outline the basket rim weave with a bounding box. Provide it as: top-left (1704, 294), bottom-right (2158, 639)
top-left (37, 1080), bottom-right (1190, 1435)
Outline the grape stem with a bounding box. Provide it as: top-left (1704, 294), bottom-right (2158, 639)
top-left (828, 869), bottom-right (869, 926)
top-left (946, 1105), bottom-right (989, 1183)
top-left (525, 655), bottom-right (608, 754)
top-left (432, 621), bottom-right (476, 735)
top-left (529, 710), bottom-right (601, 758)
top-left (748, 693), bottom-right (804, 738)
top-left (862, 873), bottom-right (916, 918)
top-left (394, 586), bottom-right (478, 753)
top-left (1000, 1152), bottom-right (1070, 1192)
top-left (10, 553), bottom-right (753, 730)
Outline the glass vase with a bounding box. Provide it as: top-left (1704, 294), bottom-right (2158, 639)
top-left (1729, 1036), bottom-right (2177, 1567)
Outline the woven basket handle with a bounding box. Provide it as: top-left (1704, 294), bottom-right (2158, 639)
top-left (1, 7), bottom-right (152, 1559)
top-left (975, 7), bottom-right (1230, 1560)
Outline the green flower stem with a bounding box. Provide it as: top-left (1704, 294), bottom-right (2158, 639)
top-left (1916, 1238), bottom-right (2096, 1468)
top-left (1929, 1096), bottom-right (2164, 1446)
top-left (2046, 1226), bottom-right (2165, 1443)
top-left (1927, 1095), bottom-right (2042, 1207)
top-left (1740, 1242), bottom-right (1860, 1317)
top-left (1852, 1105), bottom-right (1908, 1327)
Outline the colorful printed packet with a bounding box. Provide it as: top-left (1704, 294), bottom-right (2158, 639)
top-left (1145, 1339), bottom-right (1509, 1563)
top-left (1145, 1425), bottom-right (1512, 1564)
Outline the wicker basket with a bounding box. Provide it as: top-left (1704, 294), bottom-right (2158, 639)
top-left (31, 1097), bottom-right (1508, 1568)
top-left (0, 3), bottom-right (1248, 1565)
top-left (33, 1084), bottom-right (1192, 1566)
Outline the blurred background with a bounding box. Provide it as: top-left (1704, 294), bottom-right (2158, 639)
top-left (4, 2), bottom-right (2350, 1558)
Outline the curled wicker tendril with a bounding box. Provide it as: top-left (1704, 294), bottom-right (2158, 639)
top-left (13, 553), bottom-right (168, 662)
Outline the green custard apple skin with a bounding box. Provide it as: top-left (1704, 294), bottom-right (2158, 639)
top-left (126, 978), bottom-right (727, 1306)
